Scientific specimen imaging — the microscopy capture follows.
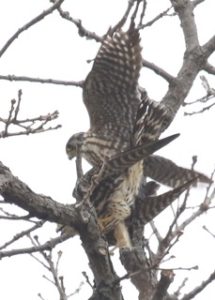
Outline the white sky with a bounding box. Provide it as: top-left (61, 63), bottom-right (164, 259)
top-left (0, 0), bottom-right (215, 299)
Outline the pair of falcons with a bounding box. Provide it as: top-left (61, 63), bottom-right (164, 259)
top-left (65, 23), bottom-right (211, 248)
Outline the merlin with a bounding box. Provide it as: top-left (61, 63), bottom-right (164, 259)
top-left (66, 23), bottom-right (212, 248)
top-left (66, 23), bottom-right (142, 166)
top-left (66, 23), bottom-right (157, 248)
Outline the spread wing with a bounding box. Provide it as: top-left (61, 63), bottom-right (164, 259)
top-left (83, 25), bottom-right (142, 147)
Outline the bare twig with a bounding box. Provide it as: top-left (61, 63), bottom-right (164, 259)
top-left (31, 252), bottom-right (50, 270)
top-left (181, 269), bottom-right (215, 300)
top-left (174, 277), bottom-right (188, 297)
top-left (44, 251), bottom-right (67, 300)
top-left (0, 0), bottom-right (65, 58)
top-left (130, 0), bottom-right (142, 25)
top-left (200, 75), bottom-right (214, 93)
top-left (184, 75), bottom-right (215, 111)
top-left (0, 220), bottom-right (45, 250)
top-left (163, 183), bottom-right (215, 260)
top-left (154, 159), bottom-right (206, 263)
top-left (57, 7), bottom-right (102, 42)
top-left (0, 90), bottom-right (61, 138)
top-left (156, 186), bottom-right (190, 260)
top-left (158, 266), bottom-right (198, 272)
top-left (142, 59), bottom-right (175, 83)
top-left (202, 225), bottom-right (215, 239)
top-left (0, 205), bottom-right (34, 221)
top-left (82, 271), bottom-right (93, 288)
top-left (38, 293), bottom-right (47, 300)
top-left (184, 102), bottom-right (215, 115)
top-left (0, 213), bottom-right (33, 221)
top-left (4, 99), bottom-right (16, 135)
top-left (68, 281), bottom-right (84, 298)
top-left (138, 0), bottom-right (147, 28)
top-left (110, 0), bottom-right (137, 33)
top-left (31, 235), bottom-right (68, 300)
top-left (0, 74), bottom-right (84, 87)
top-left (139, 6), bottom-right (173, 29)
top-left (150, 220), bottom-right (163, 242)
top-left (0, 234), bottom-right (70, 259)
top-left (184, 93), bottom-right (215, 106)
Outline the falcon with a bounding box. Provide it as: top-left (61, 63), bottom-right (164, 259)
top-left (66, 23), bottom-right (212, 248)
top-left (66, 23), bottom-right (179, 248)
top-left (66, 22), bottom-right (142, 166)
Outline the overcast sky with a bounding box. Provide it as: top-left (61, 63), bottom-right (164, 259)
top-left (0, 1), bottom-right (215, 299)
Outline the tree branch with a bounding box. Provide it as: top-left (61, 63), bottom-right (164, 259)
top-left (142, 59), bottom-right (175, 83)
top-left (0, 160), bottom-right (123, 299)
top-left (0, 220), bottom-right (45, 250)
top-left (152, 270), bottom-right (174, 300)
top-left (204, 62), bottom-right (215, 75)
top-left (0, 235), bottom-right (69, 259)
top-left (57, 7), bottom-right (102, 42)
top-left (30, 243), bottom-right (68, 300)
top-left (171, 0), bottom-right (199, 51)
top-left (160, 0), bottom-right (211, 122)
top-left (202, 35), bottom-right (215, 58)
top-left (0, 90), bottom-right (61, 138)
top-left (156, 185), bottom-right (215, 264)
top-left (181, 269), bottom-right (215, 300)
top-left (139, 6), bottom-right (173, 29)
top-left (0, 74), bottom-right (84, 87)
top-left (192, 0), bottom-right (206, 8)
top-left (120, 247), bottom-right (156, 300)
top-left (0, 0), bottom-right (65, 58)
top-left (0, 161), bottom-right (80, 226)
top-left (110, 0), bottom-right (139, 33)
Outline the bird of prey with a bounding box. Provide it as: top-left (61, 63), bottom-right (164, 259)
top-left (73, 144), bottom-right (212, 246)
top-left (66, 23), bottom-right (146, 248)
top-left (66, 23), bottom-right (212, 248)
top-left (66, 23), bottom-right (142, 166)
top-left (72, 134), bottom-right (180, 248)
top-left (66, 23), bottom-right (182, 248)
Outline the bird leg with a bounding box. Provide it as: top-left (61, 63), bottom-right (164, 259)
top-left (114, 222), bottom-right (132, 249)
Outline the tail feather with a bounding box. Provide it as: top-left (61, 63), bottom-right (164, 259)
top-left (141, 178), bottom-right (196, 224)
top-left (98, 134), bottom-right (179, 181)
top-left (144, 155), bottom-right (212, 187)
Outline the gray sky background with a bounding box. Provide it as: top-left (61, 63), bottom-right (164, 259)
top-left (0, 0), bottom-right (215, 299)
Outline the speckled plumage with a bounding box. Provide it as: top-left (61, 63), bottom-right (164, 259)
top-left (83, 25), bottom-right (142, 147)
top-left (134, 89), bottom-right (172, 145)
top-left (66, 25), bottom-right (142, 167)
top-left (144, 155), bottom-right (212, 187)
top-left (66, 25), bottom-right (145, 247)
top-left (66, 24), bottom-right (212, 248)
top-left (73, 135), bottom-right (180, 248)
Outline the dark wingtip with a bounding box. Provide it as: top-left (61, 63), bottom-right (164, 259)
top-left (159, 133), bottom-right (180, 147)
top-left (165, 133), bottom-right (180, 141)
top-left (146, 133), bottom-right (180, 154)
top-left (197, 173), bottom-right (214, 184)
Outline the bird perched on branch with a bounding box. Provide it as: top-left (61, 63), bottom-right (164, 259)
top-left (67, 25), bottom-right (191, 248)
top-left (66, 22), bottom-right (212, 248)
top-left (66, 23), bottom-right (151, 248)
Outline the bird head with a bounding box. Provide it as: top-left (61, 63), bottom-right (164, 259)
top-left (66, 132), bottom-right (85, 160)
